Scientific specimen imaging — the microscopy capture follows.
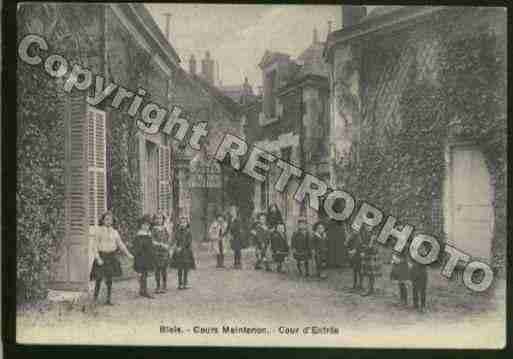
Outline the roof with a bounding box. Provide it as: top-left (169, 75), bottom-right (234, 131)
top-left (324, 6), bottom-right (446, 61)
top-left (191, 74), bottom-right (241, 115)
top-left (219, 84), bottom-right (255, 102)
top-left (121, 4), bottom-right (181, 66)
top-left (258, 50), bottom-right (291, 69)
top-left (364, 6), bottom-right (405, 20)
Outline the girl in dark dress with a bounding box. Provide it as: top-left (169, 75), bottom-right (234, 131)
top-left (172, 216), bottom-right (196, 289)
top-left (152, 213), bottom-right (171, 294)
top-left (270, 222), bottom-right (289, 273)
top-left (90, 211), bottom-right (134, 305)
top-left (390, 250), bottom-right (410, 306)
top-left (133, 214), bottom-right (156, 299)
top-left (266, 203), bottom-right (284, 231)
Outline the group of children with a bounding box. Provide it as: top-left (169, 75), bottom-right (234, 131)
top-left (207, 206), bottom-right (243, 269)
top-left (246, 207), bottom-right (428, 313)
top-left (345, 224), bottom-right (428, 313)
top-left (90, 211), bottom-right (195, 305)
top-left (248, 214), bottom-right (329, 280)
top-left (91, 207), bottom-right (428, 312)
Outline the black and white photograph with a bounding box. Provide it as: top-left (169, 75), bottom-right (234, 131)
top-left (12, 3), bottom-right (507, 348)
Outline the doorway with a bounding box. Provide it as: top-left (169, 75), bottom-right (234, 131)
top-left (445, 145), bottom-right (494, 261)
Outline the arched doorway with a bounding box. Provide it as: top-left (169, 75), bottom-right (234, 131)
top-left (444, 144), bottom-right (494, 261)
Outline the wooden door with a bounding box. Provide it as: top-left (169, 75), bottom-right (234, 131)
top-left (449, 146), bottom-right (494, 260)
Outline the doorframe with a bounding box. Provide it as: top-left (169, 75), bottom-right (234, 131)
top-left (443, 140), bottom-right (495, 261)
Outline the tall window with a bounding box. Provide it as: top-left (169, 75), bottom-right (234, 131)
top-left (158, 146), bottom-right (171, 215)
top-left (145, 141), bottom-right (159, 215)
top-left (87, 107), bottom-right (107, 226)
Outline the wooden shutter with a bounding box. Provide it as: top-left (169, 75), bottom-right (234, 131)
top-left (87, 106), bottom-right (107, 225)
top-left (50, 92), bottom-right (89, 291)
top-left (158, 146), bottom-right (171, 215)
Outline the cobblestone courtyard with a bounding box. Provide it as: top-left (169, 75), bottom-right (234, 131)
top-left (17, 248), bottom-right (505, 348)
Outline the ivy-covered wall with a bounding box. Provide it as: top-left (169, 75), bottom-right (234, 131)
top-left (332, 7), bottom-right (506, 270)
top-left (17, 4), bottom-right (104, 301)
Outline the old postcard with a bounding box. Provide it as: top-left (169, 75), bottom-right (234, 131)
top-left (15, 3), bottom-right (506, 348)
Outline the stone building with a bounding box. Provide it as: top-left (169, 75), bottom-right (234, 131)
top-left (17, 3), bottom-right (244, 293)
top-left (243, 28), bottom-right (331, 236)
top-left (325, 6), bottom-right (506, 269)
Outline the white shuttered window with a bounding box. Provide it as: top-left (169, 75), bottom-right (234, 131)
top-left (158, 146), bottom-right (171, 215)
top-left (87, 106), bottom-right (107, 226)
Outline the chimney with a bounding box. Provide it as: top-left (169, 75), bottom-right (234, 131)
top-left (313, 27), bottom-right (319, 44)
top-left (341, 6), bottom-right (367, 28)
top-left (201, 51), bottom-right (215, 85)
top-left (189, 54), bottom-right (196, 75)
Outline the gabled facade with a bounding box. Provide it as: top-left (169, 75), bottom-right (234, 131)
top-left (244, 30), bottom-right (331, 233)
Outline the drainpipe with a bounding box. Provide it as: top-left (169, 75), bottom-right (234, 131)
top-left (299, 87), bottom-right (307, 217)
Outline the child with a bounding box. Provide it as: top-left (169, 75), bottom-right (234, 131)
top-left (133, 214), bottom-right (156, 299)
top-left (390, 251), bottom-right (410, 306)
top-left (291, 217), bottom-right (311, 277)
top-left (270, 222), bottom-right (289, 273)
top-left (209, 214), bottom-right (226, 268)
top-left (90, 211), bottom-right (134, 305)
top-left (173, 216), bottom-right (196, 289)
top-left (312, 222), bottom-right (328, 279)
top-left (252, 213), bottom-right (270, 270)
top-left (345, 228), bottom-right (362, 291)
top-left (228, 206), bottom-right (243, 269)
top-left (152, 213), bottom-right (171, 294)
top-left (409, 242), bottom-right (429, 313)
top-left (360, 229), bottom-right (382, 296)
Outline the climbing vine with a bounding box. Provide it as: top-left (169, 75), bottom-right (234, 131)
top-left (336, 15), bottom-right (506, 268)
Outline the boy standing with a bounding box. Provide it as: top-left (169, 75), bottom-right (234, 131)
top-left (291, 217), bottom-right (311, 277)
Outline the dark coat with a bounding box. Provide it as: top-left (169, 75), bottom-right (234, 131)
top-left (312, 232), bottom-right (328, 268)
top-left (270, 231), bottom-right (289, 262)
top-left (390, 253), bottom-right (410, 281)
top-left (171, 226), bottom-right (196, 270)
top-left (291, 230), bottom-right (311, 261)
top-left (133, 231), bottom-right (156, 273)
top-left (266, 209), bottom-right (284, 229)
top-left (346, 231), bottom-right (362, 269)
top-left (326, 221), bottom-right (347, 267)
top-left (409, 261), bottom-right (428, 282)
top-left (254, 224), bottom-right (270, 251)
top-left (229, 217), bottom-right (243, 251)
top-left (152, 226), bottom-right (170, 268)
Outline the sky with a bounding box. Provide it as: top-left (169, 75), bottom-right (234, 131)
top-left (145, 4), bottom-right (346, 90)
